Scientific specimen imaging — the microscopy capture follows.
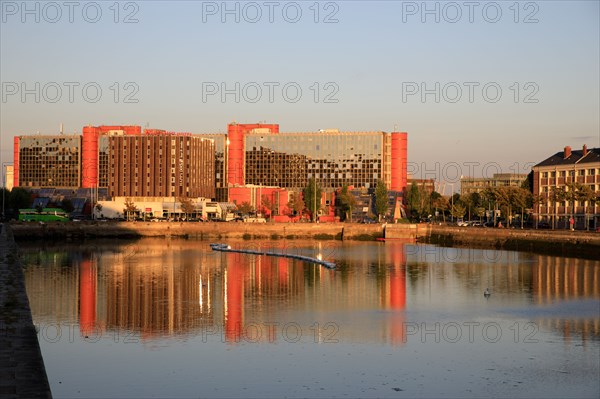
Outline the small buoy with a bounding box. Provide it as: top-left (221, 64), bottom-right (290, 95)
top-left (484, 288), bottom-right (491, 297)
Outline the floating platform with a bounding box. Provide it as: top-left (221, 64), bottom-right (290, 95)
top-left (210, 243), bottom-right (336, 269)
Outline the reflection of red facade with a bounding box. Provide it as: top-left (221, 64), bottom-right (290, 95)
top-left (388, 242), bottom-right (406, 345)
top-left (79, 258), bottom-right (97, 337)
top-left (225, 253), bottom-right (244, 342)
top-left (81, 125), bottom-right (142, 188)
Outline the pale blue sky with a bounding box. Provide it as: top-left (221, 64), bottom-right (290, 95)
top-left (1, 1), bottom-right (599, 183)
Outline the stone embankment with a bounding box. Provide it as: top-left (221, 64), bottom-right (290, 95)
top-left (9, 221), bottom-right (600, 259)
top-left (0, 224), bottom-right (52, 398)
top-left (416, 224), bottom-right (600, 260)
top-left (10, 221), bottom-right (393, 241)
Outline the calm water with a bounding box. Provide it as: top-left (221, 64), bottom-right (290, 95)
top-left (20, 239), bottom-right (600, 398)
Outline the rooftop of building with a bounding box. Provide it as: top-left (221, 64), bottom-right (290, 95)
top-left (244, 130), bottom-right (400, 135)
top-left (461, 173), bottom-right (528, 181)
top-left (534, 145), bottom-right (600, 168)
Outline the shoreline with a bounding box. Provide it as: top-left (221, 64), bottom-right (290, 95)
top-left (9, 221), bottom-right (600, 260)
top-left (417, 225), bottom-right (600, 261)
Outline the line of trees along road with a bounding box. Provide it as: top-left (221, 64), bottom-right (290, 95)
top-left (406, 182), bottom-right (537, 227)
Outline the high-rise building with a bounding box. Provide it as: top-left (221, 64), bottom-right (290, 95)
top-left (12, 122), bottom-right (408, 206)
top-left (219, 123), bottom-right (408, 192)
top-left (13, 134), bottom-right (81, 188)
top-left (81, 125), bottom-right (142, 188)
top-left (105, 132), bottom-right (215, 198)
top-left (197, 133), bottom-right (228, 202)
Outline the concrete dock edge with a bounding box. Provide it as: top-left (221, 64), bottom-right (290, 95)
top-left (0, 223), bottom-right (52, 399)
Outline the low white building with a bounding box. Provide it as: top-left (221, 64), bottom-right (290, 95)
top-left (93, 197), bottom-right (211, 220)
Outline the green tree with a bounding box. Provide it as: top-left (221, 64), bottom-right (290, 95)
top-left (374, 180), bottom-right (389, 222)
top-left (462, 192), bottom-right (481, 221)
top-left (475, 206), bottom-right (486, 222)
top-left (261, 194), bottom-right (274, 219)
top-left (339, 185), bottom-right (357, 222)
top-left (0, 188), bottom-right (9, 218)
top-left (303, 178), bottom-right (322, 222)
top-left (286, 192), bottom-right (305, 218)
top-left (494, 186), bottom-right (514, 224)
top-left (237, 201), bottom-right (254, 216)
top-left (450, 203), bottom-right (466, 220)
top-left (61, 199), bottom-right (74, 213)
top-left (522, 171), bottom-right (534, 192)
top-left (431, 191), bottom-right (449, 222)
top-left (123, 198), bottom-right (138, 221)
top-left (406, 183), bottom-right (421, 220)
top-left (510, 187), bottom-right (532, 228)
top-left (575, 184), bottom-right (597, 228)
top-left (9, 187), bottom-right (32, 211)
top-left (179, 197), bottom-right (196, 220)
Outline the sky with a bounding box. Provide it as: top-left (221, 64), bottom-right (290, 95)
top-left (1, 0), bottom-right (599, 186)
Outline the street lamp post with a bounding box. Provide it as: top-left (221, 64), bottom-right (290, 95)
top-left (314, 178), bottom-right (316, 223)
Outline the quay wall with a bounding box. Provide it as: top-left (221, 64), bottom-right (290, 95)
top-left (0, 224), bottom-right (52, 398)
top-left (9, 222), bottom-right (600, 259)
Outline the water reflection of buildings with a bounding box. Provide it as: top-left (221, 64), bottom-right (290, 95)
top-left (405, 247), bottom-right (600, 341)
top-left (22, 241), bottom-right (599, 345)
top-left (532, 256), bottom-right (600, 342)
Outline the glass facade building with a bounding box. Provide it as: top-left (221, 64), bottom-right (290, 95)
top-left (244, 132), bottom-right (392, 190)
top-left (13, 123), bottom-right (408, 203)
top-left (14, 135), bottom-right (81, 188)
top-left (199, 134), bottom-right (228, 201)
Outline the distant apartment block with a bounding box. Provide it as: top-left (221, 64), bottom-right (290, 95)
top-left (532, 145), bottom-right (600, 229)
top-left (407, 178), bottom-right (436, 194)
top-left (460, 173), bottom-right (527, 196)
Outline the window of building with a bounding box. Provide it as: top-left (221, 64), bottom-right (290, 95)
top-left (578, 170), bottom-right (585, 176)
top-left (542, 172), bottom-right (548, 178)
top-left (588, 169), bottom-right (596, 175)
top-left (550, 171), bottom-right (556, 178)
top-left (559, 171), bottom-right (566, 177)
